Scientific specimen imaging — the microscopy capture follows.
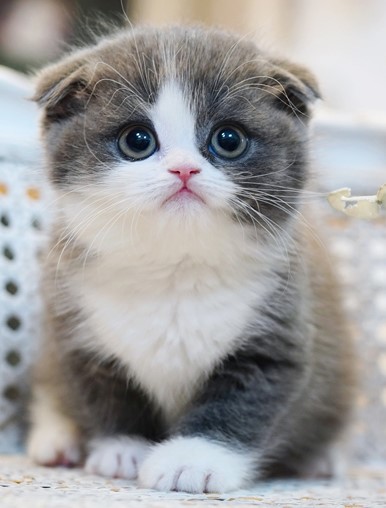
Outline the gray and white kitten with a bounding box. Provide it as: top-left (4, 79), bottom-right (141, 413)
top-left (27, 25), bottom-right (355, 493)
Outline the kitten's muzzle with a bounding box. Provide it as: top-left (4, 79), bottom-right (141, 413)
top-left (164, 167), bottom-right (204, 205)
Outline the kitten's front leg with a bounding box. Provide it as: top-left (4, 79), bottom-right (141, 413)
top-left (27, 385), bottom-right (81, 467)
top-left (139, 339), bottom-right (305, 493)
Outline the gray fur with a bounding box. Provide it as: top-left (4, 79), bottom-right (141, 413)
top-left (30, 25), bottom-right (355, 481)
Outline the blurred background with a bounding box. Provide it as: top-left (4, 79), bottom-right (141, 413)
top-left (0, 0), bottom-right (386, 116)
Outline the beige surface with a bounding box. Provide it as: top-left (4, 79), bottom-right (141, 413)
top-left (1, 455), bottom-right (386, 508)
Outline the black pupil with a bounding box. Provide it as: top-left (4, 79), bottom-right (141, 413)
top-left (126, 129), bottom-right (152, 153)
top-left (217, 129), bottom-right (241, 152)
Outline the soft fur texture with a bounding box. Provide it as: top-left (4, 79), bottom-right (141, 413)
top-left (27, 25), bottom-right (355, 493)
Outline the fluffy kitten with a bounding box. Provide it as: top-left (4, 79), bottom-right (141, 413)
top-left (27, 25), bottom-right (355, 493)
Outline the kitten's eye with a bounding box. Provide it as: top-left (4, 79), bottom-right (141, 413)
top-left (209, 125), bottom-right (248, 159)
top-left (118, 125), bottom-right (157, 160)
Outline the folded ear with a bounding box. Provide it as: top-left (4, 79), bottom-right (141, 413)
top-left (266, 58), bottom-right (321, 120)
top-left (33, 54), bottom-right (91, 125)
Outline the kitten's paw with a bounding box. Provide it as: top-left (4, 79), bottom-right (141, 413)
top-left (138, 436), bottom-right (254, 493)
top-left (85, 436), bottom-right (151, 479)
top-left (27, 419), bottom-right (81, 467)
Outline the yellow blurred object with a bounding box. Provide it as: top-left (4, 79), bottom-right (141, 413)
top-left (328, 184), bottom-right (386, 219)
top-left (26, 187), bottom-right (41, 201)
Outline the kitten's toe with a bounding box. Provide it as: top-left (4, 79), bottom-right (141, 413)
top-left (138, 436), bottom-right (254, 493)
top-left (85, 436), bottom-right (150, 479)
top-left (27, 420), bottom-right (81, 467)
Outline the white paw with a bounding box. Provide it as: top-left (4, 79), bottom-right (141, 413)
top-left (27, 419), bottom-right (81, 467)
top-left (138, 436), bottom-right (254, 493)
top-left (85, 436), bottom-right (151, 479)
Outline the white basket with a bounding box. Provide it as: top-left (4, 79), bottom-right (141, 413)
top-left (0, 67), bottom-right (385, 464)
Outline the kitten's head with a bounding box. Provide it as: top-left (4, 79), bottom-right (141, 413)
top-left (34, 26), bottom-right (319, 253)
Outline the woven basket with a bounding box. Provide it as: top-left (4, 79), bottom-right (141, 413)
top-left (1, 67), bottom-right (385, 465)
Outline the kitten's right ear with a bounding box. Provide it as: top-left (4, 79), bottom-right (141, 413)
top-left (266, 58), bottom-right (321, 121)
top-left (33, 58), bottom-right (90, 124)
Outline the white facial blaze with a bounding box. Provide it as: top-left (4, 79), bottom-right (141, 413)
top-left (150, 81), bottom-right (198, 160)
top-left (144, 80), bottom-right (239, 215)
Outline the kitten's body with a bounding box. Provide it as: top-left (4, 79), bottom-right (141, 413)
top-left (28, 26), bottom-right (354, 492)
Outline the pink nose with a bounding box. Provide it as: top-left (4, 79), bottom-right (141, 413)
top-left (168, 167), bottom-right (201, 185)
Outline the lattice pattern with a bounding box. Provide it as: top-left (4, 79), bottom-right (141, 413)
top-left (0, 155), bottom-right (49, 453)
top-left (325, 213), bottom-right (386, 464)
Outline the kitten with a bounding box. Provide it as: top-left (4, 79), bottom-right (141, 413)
top-left (27, 25), bottom-right (355, 493)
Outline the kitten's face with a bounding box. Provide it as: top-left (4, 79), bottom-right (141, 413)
top-left (36, 26), bottom-right (318, 249)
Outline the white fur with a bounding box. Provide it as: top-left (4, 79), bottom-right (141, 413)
top-left (85, 436), bottom-right (150, 479)
top-left (138, 436), bottom-right (255, 493)
top-left (27, 388), bottom-right (80, 466)
top-left (57, 81), bottom-right (285, 421)
top-left (74, 235), bottom-right (276, 421)
top-left (151, 81), bottom-right (198, 156)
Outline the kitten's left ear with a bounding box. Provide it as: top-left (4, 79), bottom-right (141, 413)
top-left (32, 52), bottom-right (92, 126)
top-left (267, 59), bottom-right (321, 120)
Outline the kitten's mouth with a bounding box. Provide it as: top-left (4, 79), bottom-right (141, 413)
top-left (163, 185), bottom-right (205, 205)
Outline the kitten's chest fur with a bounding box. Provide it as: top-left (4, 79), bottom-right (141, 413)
top-left (74, 241), bottom-right (274, 420)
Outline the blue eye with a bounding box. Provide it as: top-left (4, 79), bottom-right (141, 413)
top-left (209, 125), bottom-right (248, 159)
top-left (118, 125), bottom-right (157, 160)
